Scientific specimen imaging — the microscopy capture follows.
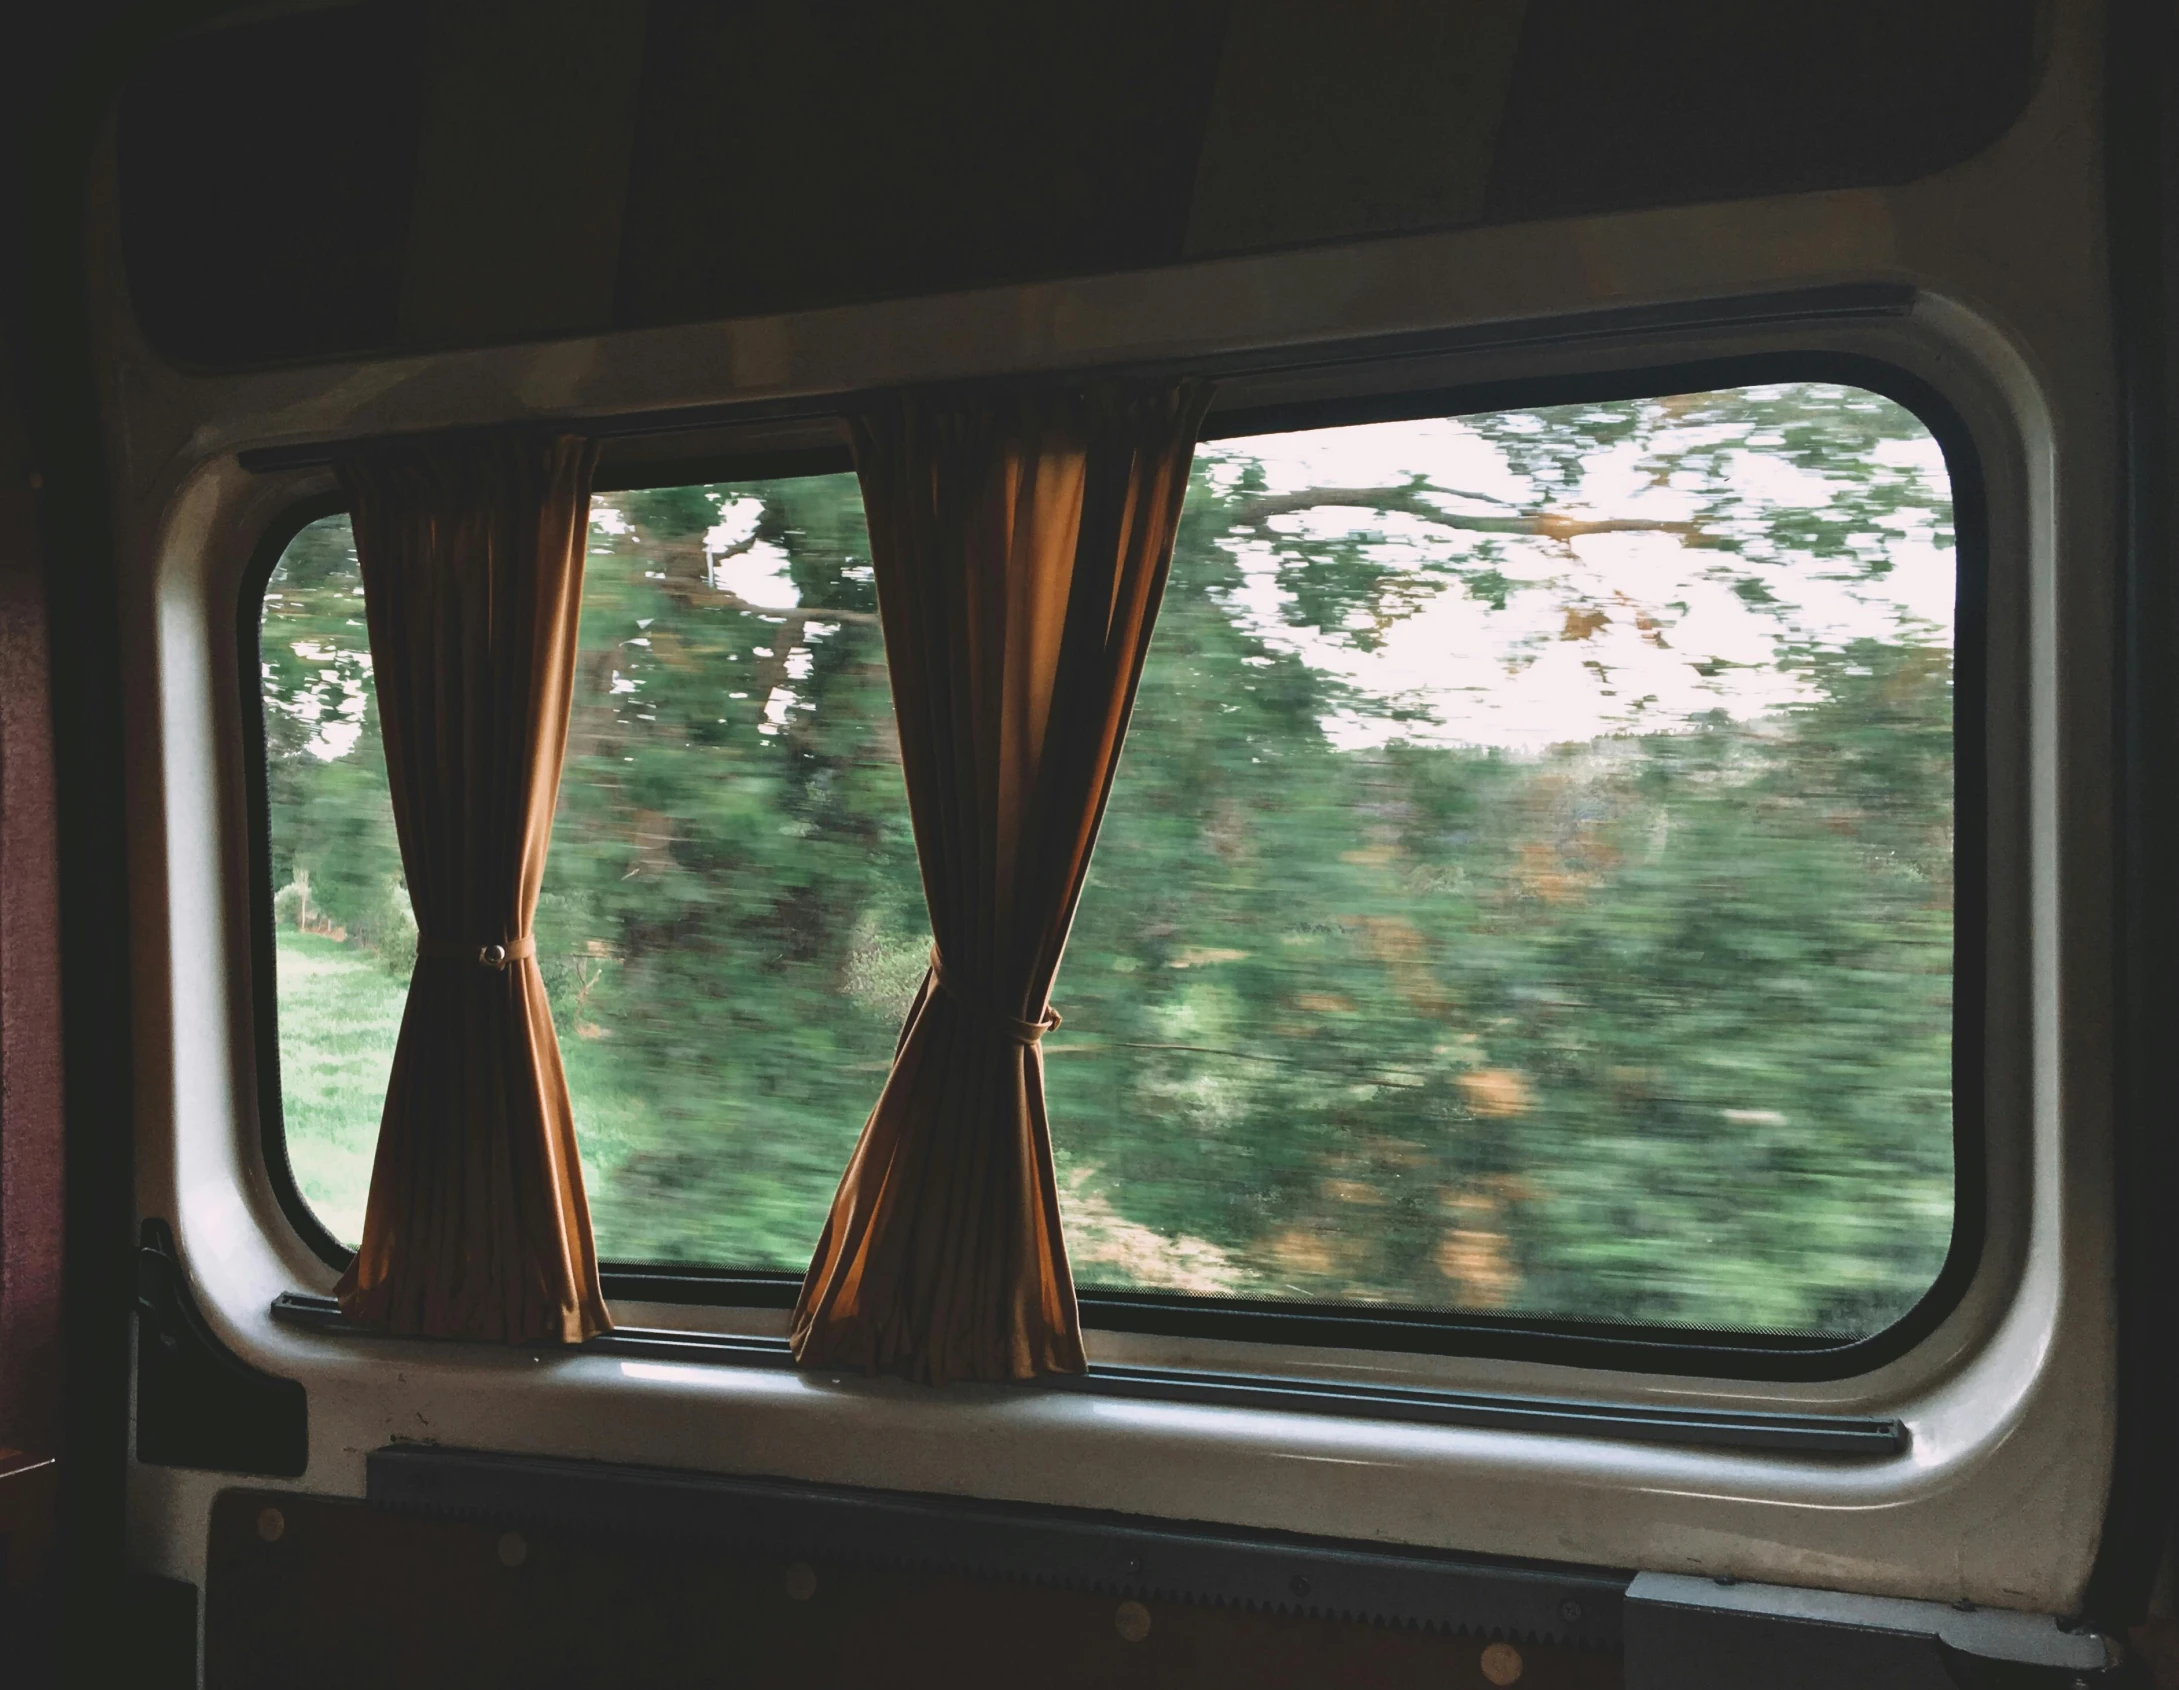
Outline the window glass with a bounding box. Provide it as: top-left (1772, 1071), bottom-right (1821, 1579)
top-left (264, 474), bottom-right (921, 1264)
top-left (264, 380), bottom-right (1956, 1340)
top-left (1050, 385), bottom-right (1957, 1336)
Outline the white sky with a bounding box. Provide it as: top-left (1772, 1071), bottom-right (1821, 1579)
top-left (277, 637), bottom-right (370, 761)
top-left (704, 496), bottom-right (800, 607)
top-left (564, 386), bottom-right (1957, 760)
top-left (1203, 404), bottom-right (1953, 753)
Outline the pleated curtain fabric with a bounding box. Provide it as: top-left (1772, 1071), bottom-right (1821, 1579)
top-left (332, 434), bottom-right (612, 1344)
top-left (792, 381), bottom-right (1210, 1383)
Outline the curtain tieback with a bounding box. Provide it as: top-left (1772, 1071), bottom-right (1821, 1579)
top-left (927, 946), bottom-right (1060, 1044)
top-left (416, 935), bottom-right (536, 971)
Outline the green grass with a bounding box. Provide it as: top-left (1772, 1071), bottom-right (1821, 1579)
top-left (275, 928), bottom-right (403, 1246)
top-left (273, 926), bottom-right (720, 1257)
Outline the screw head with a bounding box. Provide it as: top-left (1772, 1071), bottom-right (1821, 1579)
top-left (1114, 1600), bottom-right (1152, 1643)
top-left (1289, 1575), bottom-right (1311, 1599)
top-left (1560, 1598), bottom-right (1584, 1624)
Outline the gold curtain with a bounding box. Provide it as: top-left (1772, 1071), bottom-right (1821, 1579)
top-left (333, 435), bottom-right (611, 1344)
top-left (792, 381), bottom-right (1210, 1383)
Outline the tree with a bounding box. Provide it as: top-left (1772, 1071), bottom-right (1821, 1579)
top-left (263, 381), bottom-right (1957, 1335)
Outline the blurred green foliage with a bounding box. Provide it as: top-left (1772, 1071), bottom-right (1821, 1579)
top-left (263, 383), bottom-right (1954, 1338)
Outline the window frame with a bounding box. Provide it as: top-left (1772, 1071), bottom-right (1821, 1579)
top-left (241, 348), bottom-right (1988, 1385)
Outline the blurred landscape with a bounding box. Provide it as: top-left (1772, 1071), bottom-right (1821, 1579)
top-left (265, 383), bottom-right (1956, 1337)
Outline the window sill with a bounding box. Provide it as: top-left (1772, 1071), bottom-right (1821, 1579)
top-left (268, 1292), bottom-right (1905, 1458)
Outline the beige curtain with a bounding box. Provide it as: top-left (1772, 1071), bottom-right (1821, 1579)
top-left (792, 381), bottom-right (1210, 1383)
top-left (333, 435), bottom-right (611, 1344)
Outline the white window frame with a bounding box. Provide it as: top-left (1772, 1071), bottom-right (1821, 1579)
top-left (100, 3), bottom-right (2113, 1616)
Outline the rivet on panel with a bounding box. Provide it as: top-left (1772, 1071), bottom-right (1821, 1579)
top-left (1114, 1600), bottom-right (1151, 1643)
top-left (1480, 1641), bottom-right (1523, 1685)
top-left (256, 1507), bottom-right (285, 1544)
top-left (497, 1532), bottom-right (528, 1568)
top-left (784, 1561), bottom-right (817, 1601)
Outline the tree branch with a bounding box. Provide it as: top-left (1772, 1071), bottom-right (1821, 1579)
top-left (673, 588), bottom-right (877, 626)
top-left (1223, 485), bottom-right (1695, 542)
top-left (622, 526), bottom-right (877, 623)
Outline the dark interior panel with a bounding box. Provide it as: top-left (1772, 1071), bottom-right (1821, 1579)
top-left (114, 3), bottom-right (422, 367)
top-left (1484, 0), bottom-right (2043, 221)
top-left (204, 1487), bottom-right (1621, 1689)
top-left (615, 0), bottom-right (1232, 327)
top-left (112, 0), bottom-right (2043, 370)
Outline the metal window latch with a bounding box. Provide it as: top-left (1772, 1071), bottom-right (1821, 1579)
top-left (136, 1220), bottom-right (308, 1477)
top-left (1625, 1571), bottom-right (2118, 1689)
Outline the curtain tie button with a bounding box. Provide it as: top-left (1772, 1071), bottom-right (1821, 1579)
top-left (417, 935), bottom-right (537, 970)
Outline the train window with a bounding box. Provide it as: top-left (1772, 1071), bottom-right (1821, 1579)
top-left (1051, 382), bottom-right (1962, 1341)
top-left (262, 471), bottom-right (916, 1263)
top-left (260, 378), bottom-right (1962, 1347)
